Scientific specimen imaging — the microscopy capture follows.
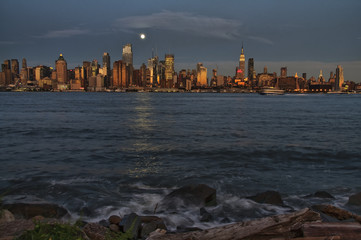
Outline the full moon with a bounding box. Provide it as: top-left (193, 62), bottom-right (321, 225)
top-left (140, 33), bottom-right (146, 39)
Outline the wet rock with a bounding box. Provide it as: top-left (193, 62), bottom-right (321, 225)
top-left (304, 191), bottom-right (335, 199)
top-left (0, 210), bottom-right (15, 224)
top-left (199, 207), bottom-right (213, 222)
top-left (348, 192), bottom-right (361, 206)
top-left (161, 184), bottom-right (217, 210)
top-left (119, 213), bottom-right (141, 239)
top-left (3, 203), bottom-right (68, 219)
top-left (220, 217), bottom-right (231, 224)
top-left (108, 215), bottom-right (122, 225)
top-left (98, 219), bottom-right (109, 228)
top-left (83, 223), bottom-right (108, 240)
top-left (109, 224), bottom-right (120, 232)
top-left (246, 191), bottom-right (284, 206)
top-left (141, 219), bottom-right (167, 239)
top-left (0, 219), bottom-right (35, 238)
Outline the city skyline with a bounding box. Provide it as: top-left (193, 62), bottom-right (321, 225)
top-left (0, 0), bottom-right (360, 82)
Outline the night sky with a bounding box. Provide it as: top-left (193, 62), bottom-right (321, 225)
top-left (1, 0), bottom-right (360, 81)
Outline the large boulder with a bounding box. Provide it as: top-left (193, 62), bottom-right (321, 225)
top-left (348, 192), bottom-right (361, 206)
top-left (246, 191), bottom-right (284, 206)
top-left (160, 184), bottom-right (217, 210)
top-left (119, 213), bottom-right (141, 240)
top-left (3, 203), bottom-right (69, 219)
top-left (83, 223), bottom-right (108, 240)
top-left (141, 218), bottom-right (166, 239)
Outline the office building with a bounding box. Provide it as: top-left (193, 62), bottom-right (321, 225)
top-left (122, 44), bottom-right (133, 66)
top-left (55, 54), bottom-right (67, 84)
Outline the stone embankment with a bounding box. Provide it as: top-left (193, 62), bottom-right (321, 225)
top-left (1, 184), bottom-right (361, 240)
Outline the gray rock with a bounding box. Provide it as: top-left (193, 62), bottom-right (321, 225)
top-left (161, 184), bottom-right (217, 210)
top-left (304, 191), bottom-right (335, 199)
top-left (247, 191), bottom-right (284, 206)
top-left (140, 219), bottom-right (166, 239)
top-left (3, 203), bottom-right (68, 219)
top-left (119, 213), bottom-right (141, 239)
top-left (348, 192), bottom-right (361, 206)
top-left (98, 219), bottom-right (109, 228)
top-left (199, 207), bottom-right (213, 222)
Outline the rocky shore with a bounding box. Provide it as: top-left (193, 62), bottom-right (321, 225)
top-left (1, 184), bottom-right (361, 240)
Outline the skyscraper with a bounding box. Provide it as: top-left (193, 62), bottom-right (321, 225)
top-left (11, 59), bottom-right (19, 75)
top-left (102, 53), bottom-right (110, 69)
top-left (248, 58), bottom-right (254, 82)
top-left (122, 44), bottom-right (133, 66)
top-left (55, 54), bottom-right (67, 84)
top-left (22, 58), bottom-right (27, 69)
top-left (165, 54), bottom-right (174, 88)
top-left (335, 65), bottom-right (344, 91)
top-left (237, 44), bottom-right (245, 80)
top-left (112, 60), bottom-right (129, 88)
top-left (197, 64), bottom-right (207, 86)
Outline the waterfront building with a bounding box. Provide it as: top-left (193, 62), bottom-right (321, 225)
top-left (148, 56), bottom-right (158, 86)
top-left (113, 60), bottom-right (129, 88)
top-left (139, 63), bottom-right (147, 87)
top-left (197, 64), bottom-right (208, 87)
top-left (122, 44), bottom-right (133, 66)
top-left (102, 52), bottom-right (111, 76)
top-left (281, 67), bottom-right (287, 78)
top-left (165, 54), bottom-right (174, 88)
top-left (91, 60), bottom-right (99, 77)
top-left (55, 54), bottom-right (67, 84)
top-left (335, 65), bottom-right (344, 91)
top-left (3, 60), bottom-right (10, 71)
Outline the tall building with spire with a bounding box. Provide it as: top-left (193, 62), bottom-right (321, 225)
top-left (55, 54), bottom-right (67, 84)
top-left (236, 43), bottom-right (245, 80)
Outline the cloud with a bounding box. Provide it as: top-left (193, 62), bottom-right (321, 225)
top-left (35, 28), bottom-right (89, 39)
top-left (247, 36), bottom-right (274, 45)
top-left (114, 10), bottom-right (242, 40)
top-left (0, 41), bottom-right (16, 45)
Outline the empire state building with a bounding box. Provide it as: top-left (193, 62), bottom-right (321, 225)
top-left (236, 44), bottom-right (245, 80)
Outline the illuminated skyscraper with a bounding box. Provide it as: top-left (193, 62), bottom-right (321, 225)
top-left (55, 54), bottom-right (67, 84)
top-left (122, 44), bottom-right (133, 66)
top-left (237, 43), bottom-right (245, 80)
top-left (197, 64), bottom-right (207, 86)
top-left (165, 54), bottom-right (174, 87)
top-left (335, 65), bottom-right (344, 91)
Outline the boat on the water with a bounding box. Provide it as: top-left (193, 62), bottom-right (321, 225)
top-left (260, 87), bottom-right (285, 95)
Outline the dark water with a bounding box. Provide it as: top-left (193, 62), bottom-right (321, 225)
top-left (1, 92), bottom-right (361, 229)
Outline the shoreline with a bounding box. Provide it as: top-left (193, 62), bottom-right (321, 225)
top-left (1, 184), bottom-right (361, 239)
